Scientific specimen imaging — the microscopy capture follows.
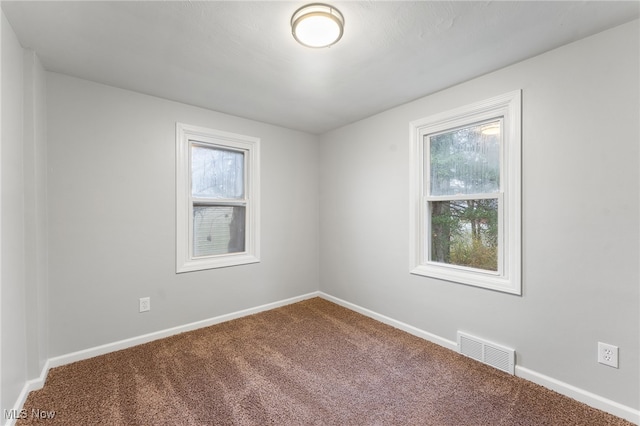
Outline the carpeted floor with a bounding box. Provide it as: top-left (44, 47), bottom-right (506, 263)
top-left (18, 298), bottom-right (634, 425)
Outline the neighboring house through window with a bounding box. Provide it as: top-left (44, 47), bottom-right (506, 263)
top-left (409, 91), bottom-right (522, 294)
top-left (176, 123), bottom-right (260, 273)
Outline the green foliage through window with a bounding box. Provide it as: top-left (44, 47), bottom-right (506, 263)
top-left (430, 199), bottom-right (498, 271)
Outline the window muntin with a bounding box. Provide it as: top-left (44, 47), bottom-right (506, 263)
top-left (177, 123), bottom-right (260, 273)
top-left (410, 91), bottom-right (521, 294)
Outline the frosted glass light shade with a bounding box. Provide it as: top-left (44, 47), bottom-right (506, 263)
top-left (291, 4), bottom-right (344, 48)
top-left (481, 122), bottom-right (501, 135)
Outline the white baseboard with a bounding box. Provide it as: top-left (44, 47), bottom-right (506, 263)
top-left (9, 290), bottom-right (639, 425)
top-left (319, 292), bottom-right (639, 425)
top-left (46, 291), bottom-right (320, 371)
top-left (5, 359), bottom-right (51, 426)
top-left (516, 366), bottom-right (639, 424)
top-left (318, 292), bottom-right (458, 351)
top-left (6, 291), bottom-right (320, 426)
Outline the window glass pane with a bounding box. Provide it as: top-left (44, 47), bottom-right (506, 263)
top-left (428, 121), bottom-right (500, 196)
top-left (430, 199), bottom-right (498, 271)
top-left (193, 206), bottom-right (246, 257)
top-left (192, 145), bottom-right (244, 199)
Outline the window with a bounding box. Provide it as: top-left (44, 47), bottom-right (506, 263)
top-left (409, 91), bottom-right (521, 294)
top-left (176, 123), bottom-right (260, 273)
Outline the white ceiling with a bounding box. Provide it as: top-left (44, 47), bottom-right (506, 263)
top-left (3, 1), bottom-right (638, 134)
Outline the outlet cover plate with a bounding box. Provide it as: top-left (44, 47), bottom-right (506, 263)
top-left (139, 297), bottom-right (150, 313)
top-left (598, 342), bottom-right (618, 368)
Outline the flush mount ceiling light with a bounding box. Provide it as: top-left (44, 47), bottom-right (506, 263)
top-left (291, 3), bottom-right (344, 48)
top-left (480, 122), bottom-right (501, 136)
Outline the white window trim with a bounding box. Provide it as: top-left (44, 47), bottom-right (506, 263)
top-left (409, 91), bottom-right (522, 294)
top-left (176, 123), bottom-right (260, 273)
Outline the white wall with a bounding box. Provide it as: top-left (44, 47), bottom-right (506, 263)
top-left (22, 50), bottom-right (47, 381)
top-left (1, 11), bottom-right (48, 417)
top-left (46, 73), bottom-right (320, 357)
top-left (1, 11), bottom-right (26, 415)
top-left (2, 10), bottom-right (637, 422)
top-left (319, 20), bottom-right (639, 410)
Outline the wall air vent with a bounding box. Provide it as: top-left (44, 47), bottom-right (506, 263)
top-left (457, 331), bottom-right (515, 375)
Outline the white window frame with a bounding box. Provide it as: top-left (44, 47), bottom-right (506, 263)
top-left (176, 123), bottom-right (260, 273)
top-left (409, 91), bottom-right (522, 294)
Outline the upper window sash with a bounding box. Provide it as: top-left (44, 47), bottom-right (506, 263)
top-left (424, 118), bottom-right (503, 198)
top-left (190, 142), bottom-right (247, 201)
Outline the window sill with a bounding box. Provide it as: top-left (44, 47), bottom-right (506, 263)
top-left (177, 253), bottom-right (260, 273)
top-left (410, 263), bottom-right (521, 295)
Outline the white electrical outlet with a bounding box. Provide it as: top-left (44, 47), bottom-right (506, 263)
top-left (597, 342), bottom-right (618, 368)
top-left (139, 297), bottom-right (150, 313)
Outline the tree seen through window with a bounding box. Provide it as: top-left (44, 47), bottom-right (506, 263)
top-left (428, 122), bottom-right (500, 271)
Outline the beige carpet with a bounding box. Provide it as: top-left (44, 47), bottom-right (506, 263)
top-left (18, 298), bottom-right (633, 425)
